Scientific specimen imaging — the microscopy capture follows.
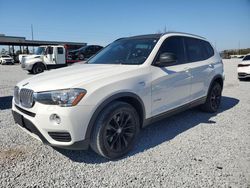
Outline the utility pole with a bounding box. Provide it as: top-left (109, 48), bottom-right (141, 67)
top-left (31, 24), bottom-right (34, 54)
top-left (238, 41), bottom-right (240, 55)
top-left (164, 25), bottom-right (167, 33)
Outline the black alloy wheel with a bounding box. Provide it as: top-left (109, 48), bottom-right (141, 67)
top-left (103, 111), bottom-right (136, 153)
top-left (201, 82), bottom-right (222, 113)
top-left (90, 101), bottom-right (140, 159)
top-left (210, 84), bottom-right (221, 111)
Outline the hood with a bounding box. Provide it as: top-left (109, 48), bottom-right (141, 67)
top-left (25, 55), bottom-right (42, 59)
top-left (17, 64), bottom-right (138, 92)
top-left (22, 55), bottom-right (42, 64)
top-left (240, 59), bottom-right (250, 64)
top-left (3, 58), bottom-right (13, 61)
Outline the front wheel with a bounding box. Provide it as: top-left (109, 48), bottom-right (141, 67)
top-left (90, 101), bottom-right (140, 159)
top-left (32, 64), bottom-right (44, 74)
top-left (79, 54), bottom-right (85, 60)
top-left (201, 82), bottom-right (222, 113)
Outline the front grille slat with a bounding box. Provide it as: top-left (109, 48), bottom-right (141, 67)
top-left (14, 87), bottom-right (34, 108)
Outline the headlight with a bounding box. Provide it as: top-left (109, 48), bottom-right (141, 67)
top-left (34, 88), bottom-right (86, 107)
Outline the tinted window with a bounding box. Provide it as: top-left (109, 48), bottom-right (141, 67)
top-left (185, 38), bottom-right (208, 62)
top-left (45, 47), bottom-right (53, 55)
top-left (157, 36), bottom-right (185, 64)
top-left (95, 46), bottom-right (102, 51)
top-left (86, 46), bottom-right (94, 53)
top-left (57, 47), bottom-right (64, 54)
top-left (243, 55), bottom-right (250, 61)
top-left (203, 41), bottom-right (214, 58)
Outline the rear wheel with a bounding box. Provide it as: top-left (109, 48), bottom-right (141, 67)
top-left (201, 82), bottom-right (222, 113)
top-left (90, 101), bottom-right (140, 159)
top-left (32, 63), bottom-right (44, 74)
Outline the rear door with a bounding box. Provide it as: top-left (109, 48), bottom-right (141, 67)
top-left (151, 36), bottom-right (192, 116)
top-left (55, 47), bottom-right (65, 64)
top-left (184, 37), bottom-right (215, 100)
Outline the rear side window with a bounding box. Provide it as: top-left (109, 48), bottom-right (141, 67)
top-left (185, 38), bottom-right (207, 62)
top-left (157, 36), bottom-right (185, 64)
top-left (57, 47), bottom-right (64, 54)
top-left (184, 37), bottom-right (214, 62)
top-left (203, 41), bottom-right (214, 59)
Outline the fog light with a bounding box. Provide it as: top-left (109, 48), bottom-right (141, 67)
top-left (50, 114), bottom-right (61, 124)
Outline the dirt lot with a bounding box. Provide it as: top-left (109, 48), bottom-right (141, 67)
top-left (0, 59), bottom-right (249, 187)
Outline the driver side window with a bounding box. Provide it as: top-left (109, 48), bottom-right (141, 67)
top-left (157, 36), bottom-right (185, 65)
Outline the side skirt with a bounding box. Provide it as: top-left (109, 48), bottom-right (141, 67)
top-left (46, 64), bottom-right (68, 69)
top-left (143, 96), bottom-right (206, 127)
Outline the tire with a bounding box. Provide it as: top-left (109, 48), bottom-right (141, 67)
top-left (90, 101), bottom-right (140, 159)
top-left (32, 63), bottom-right (44, 74)
top-left (200, 82), bottom-right (222, 113)
top-left (79, 54), bottom-right (85, 60)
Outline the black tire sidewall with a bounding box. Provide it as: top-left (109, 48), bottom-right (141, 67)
top-left (91, 102), bottom-right (140, 159)
top-left (32, 64), bottom-right (44, 74)
top-left (79, 54), bottom-right (84, 60)
top-left (208, 83), bottom-right (222, 112)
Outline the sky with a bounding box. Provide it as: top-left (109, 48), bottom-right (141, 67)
top-left (0, 0), bottom-right (249, 51)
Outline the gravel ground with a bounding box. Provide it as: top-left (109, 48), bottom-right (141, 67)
top-left (0, 59), bottom-right (249, 187)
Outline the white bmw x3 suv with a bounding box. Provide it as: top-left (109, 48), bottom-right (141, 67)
top-left (12, 32), bottom-right (224, 159)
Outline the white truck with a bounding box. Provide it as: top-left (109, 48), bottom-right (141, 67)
top-left (21, 45), bottom-right (83, 74)
top-left (19, 46), bottom-right (46, 64)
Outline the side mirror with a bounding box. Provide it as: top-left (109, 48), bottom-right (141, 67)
top-left (156, 52), bottom-right (177, 67)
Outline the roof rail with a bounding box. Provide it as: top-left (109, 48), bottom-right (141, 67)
top-left (161, 32), bottom-right (206, 39)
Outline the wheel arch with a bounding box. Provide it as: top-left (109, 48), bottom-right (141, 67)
top-left (85, 92), bottom-right (146, 140)
top-left (207, 74), bottom-right (224, 95)
top-left (32, 61), bottom-right (47, 70)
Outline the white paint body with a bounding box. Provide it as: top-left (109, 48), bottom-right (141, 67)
top-left (237, 55), bottom-right (250, 78)
top-left (0, 55), bottom-right (14, 64)
top-left (12, 33), bottom-right (224, 147)
top-left (22, 45), bottom-right (66, 71)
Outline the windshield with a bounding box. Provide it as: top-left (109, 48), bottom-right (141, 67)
top-left (88, 38), bottom-right (158, 65)
top-left (70, 46), bottom-right (88, 53)
top-left (243, 55), bottom-right (250, 61)
top-left (1, 55), bottom-right (10, 58)
top-left (35, 47), bottom-right (45, 55)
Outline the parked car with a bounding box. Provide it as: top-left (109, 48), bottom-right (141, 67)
top-left (69, 45), bottom-right (103, 60)
top-left (238, 54), bottom-right (250, 80)
top-left (0, 55), bottom-right (14, 65)
top-left (12, 32), bottom-right (224, 159)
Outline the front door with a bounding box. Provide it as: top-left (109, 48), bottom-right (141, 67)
top-left (151, 36), bottom-right (192, 116)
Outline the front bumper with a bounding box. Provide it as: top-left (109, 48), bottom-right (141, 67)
top-left (12, 101), bottom-right (95, 150)
top-left (2, 60), bottom-right (14, 64)
top-left (238, 67), bottom-right (250, 78)
top-left (21, 62), bottom-right (33, 70)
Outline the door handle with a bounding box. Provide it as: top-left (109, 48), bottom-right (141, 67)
top-left (209, 64), bottom-right (214, 68)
